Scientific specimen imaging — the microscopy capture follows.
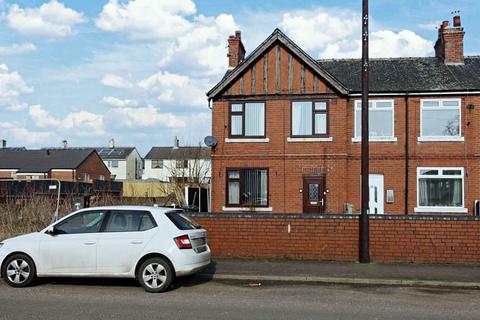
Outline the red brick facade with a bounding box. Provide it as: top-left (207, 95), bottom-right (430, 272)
top-left (192, 213), bottom-right (480, 263)
top-left (210, 32), bottom-right (480, 215)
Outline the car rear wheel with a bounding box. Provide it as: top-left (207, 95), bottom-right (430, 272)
top-left (137, 257), bottom-right (173, 293)
top-left (2, 254), bottom-right (36, 288)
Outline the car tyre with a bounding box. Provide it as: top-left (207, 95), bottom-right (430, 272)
top-left (1, 254), bottom-right (37, 288)
top-left (137, 257), bottom-right (173, 293)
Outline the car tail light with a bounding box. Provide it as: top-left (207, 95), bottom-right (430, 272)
top-left (174, 235), bottom-right (192, 249)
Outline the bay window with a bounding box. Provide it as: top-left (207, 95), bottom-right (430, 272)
top-left (354, 100), bottom-right (395, 141)
top-left (229, 102), bottom-right (265, 137)
top-left (291, 101), bottom-right (328, 137)
top-left (416, 167), bottom-right (465, 212)
top-left (226, 168), bottom-right (268, 207)
top-left (420, 99), bottom-right (461, 140)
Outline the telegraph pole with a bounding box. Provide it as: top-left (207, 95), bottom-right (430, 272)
top-left (360, 0), bottom-right (370, 263)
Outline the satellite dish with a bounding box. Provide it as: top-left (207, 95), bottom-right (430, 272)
top-left (204, 136), bottom-right (218, 148)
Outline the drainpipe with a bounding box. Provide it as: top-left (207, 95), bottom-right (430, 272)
top-left (404, 93), bottom-right (409, 215)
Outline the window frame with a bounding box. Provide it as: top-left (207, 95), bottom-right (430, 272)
top-left (108, 160), bottom-right (119, 168)
top-left (225, 168), bottom-right (269, 208)
top-left (420, 98), bottom-right (462, 140)
top-left (415, 167), bottom-right (466, 213)
top-left (353, 99), bottom-right (395, 141)
top-left (176, 159), bottom-right (188, 169)
top-left (151, 160), bottom-right (163, 169)
top-left (103, 210), bottom-right (158, 233)
top-left (53, 210), bottom-right (108, 235)
top-left (228, 101), bottom-right (266, 138)
top-left (290, 100), bottom-right (329, 138)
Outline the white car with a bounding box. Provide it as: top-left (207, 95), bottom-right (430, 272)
top-left (0, 206), bottom-right (211, 293)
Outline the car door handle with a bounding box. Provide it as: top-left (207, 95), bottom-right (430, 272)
top-left (84, 241), bottom-right (96, 245)
top-left (131, 240), bottom-right (143, 245)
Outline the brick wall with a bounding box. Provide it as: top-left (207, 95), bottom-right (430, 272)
top-left (191, 213), bottom-right (480, 263)
top-left (76, 153), bottom-right (111, 182)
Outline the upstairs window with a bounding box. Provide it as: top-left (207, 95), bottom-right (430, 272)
top-left (176, 160), bottom-right (188, 169)
top-left (354, 100), bottom-right (395, 140)
top-left (420, 99), bottom-right (461, 139)
top-left (108, 160), bottom-right (119, 168)
top-left (291, 101), bottom-right (328, 137)
top-left (230, 102), bottom-right (265, 138)
top-left (226, 168), bottom-right (268, 207)
top-left (151, 160), bottom-right (163, 169)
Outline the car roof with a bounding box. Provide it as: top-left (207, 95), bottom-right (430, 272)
top-left (78, 205), bottom-right (181, 213)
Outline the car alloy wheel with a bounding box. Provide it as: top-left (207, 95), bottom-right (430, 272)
top-left (2, 254), bottom-right (36, 288)
top-left (138, 257), bottom-right (173, 293)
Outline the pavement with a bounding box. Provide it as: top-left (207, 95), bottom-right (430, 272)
top-left (199, 258), bottom-right (480, 289)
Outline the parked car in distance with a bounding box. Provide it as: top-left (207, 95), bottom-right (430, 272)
top-left (0, 206), bottom-right (210, 293)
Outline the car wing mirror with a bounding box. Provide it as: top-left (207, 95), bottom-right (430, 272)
top-left (46, 226), bottom-right (58, 236)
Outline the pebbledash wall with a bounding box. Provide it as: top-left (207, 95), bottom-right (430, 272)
top-left (190, 213), bottom-right (480, 263)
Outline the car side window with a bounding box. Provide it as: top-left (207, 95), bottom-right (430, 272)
top-left (104, 210), bottom-right (157, 232)
top-left (55, 211), bottom-right (106, 234)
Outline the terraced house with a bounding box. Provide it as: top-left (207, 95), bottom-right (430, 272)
top-left (207, 16), bottom-right (480, 215)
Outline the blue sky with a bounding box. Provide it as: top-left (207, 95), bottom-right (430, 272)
top-left (0, 0), bottom-right (478, 155)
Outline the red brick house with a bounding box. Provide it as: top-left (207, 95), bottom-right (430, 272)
top-left (0, 149), bottom-right (111, 182)
top-left (207, 16), bottom-right (480, 215)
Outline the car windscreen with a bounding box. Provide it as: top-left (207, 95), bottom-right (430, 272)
top-left (165, 211), bottom-right (201, 230)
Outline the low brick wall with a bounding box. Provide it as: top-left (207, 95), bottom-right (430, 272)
top-left (190, 213), bottom-right (480, 263)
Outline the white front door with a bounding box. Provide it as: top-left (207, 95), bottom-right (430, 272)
top-left (369, 174), bottom-right (384, 214)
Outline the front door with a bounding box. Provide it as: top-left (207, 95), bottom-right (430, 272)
top-left (369, 174), bottom-right (384, 214)
top-left (303, 176), bottom-right (326, 213)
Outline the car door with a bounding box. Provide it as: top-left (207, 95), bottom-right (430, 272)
top-left (97, 210), bottom-right (158, 274)
top-left (38, 210), bottom-right (107, 275)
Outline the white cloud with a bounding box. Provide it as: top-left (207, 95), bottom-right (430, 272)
top-left (0, 43), bottom-right (36, 55)
top-left (138, 71), bottom-right (209, 107)
top-left (96, 0), bottom-right (238, 75)
top-left (102, 96), bottom-right (138, 108)
top-left (100, 74), bottom-right (133, 89)
top-left (279, 8), bottom-right (433, 58)
top-left (106, 104), bottom-right (186, 128)
top-left (0, 64), bottom-right (33, 111)
top-left (6, 0), bottom-right (86, 38)
top-left (96, 0), bottom-right (196, 39)
top-left (0, 122), bottom-right (56, 145)
top-left (417, 22), bottom-right (440, 31)
top-left (28, 105), bottom-right (105, 137)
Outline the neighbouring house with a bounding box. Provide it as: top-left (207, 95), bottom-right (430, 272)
top-left (97, 147), bottom-right (143, 180)
top-left (143, 140), bottom-right (211, 184)
top-left (207, 16), bottom-right (480, 215)
top-left (0, 149), bottom-right (110, 182)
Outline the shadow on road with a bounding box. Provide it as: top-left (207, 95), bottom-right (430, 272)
top-left (33, 261), bottom-right (217, 291)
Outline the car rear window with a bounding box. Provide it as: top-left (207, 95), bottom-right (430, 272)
top-left (165, 210), bottom-right (201, 230)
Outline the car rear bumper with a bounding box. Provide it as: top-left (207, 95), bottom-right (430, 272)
top-left (174, 247), bottom-right (211, 276)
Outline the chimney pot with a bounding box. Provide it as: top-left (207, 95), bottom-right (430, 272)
top-left (109, 138), bottom-right (115, 149)
top-left (453, 15), bottom-right (461, 27)
top-left (0, 139), bottom-right (6, 149)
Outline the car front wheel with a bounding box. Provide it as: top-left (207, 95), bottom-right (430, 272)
top-left (137, 257), bottom-right (173, 293)
top-left (2, 254), bottom-right (36, 288)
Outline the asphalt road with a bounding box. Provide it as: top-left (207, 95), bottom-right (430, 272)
top-left (0, 276), bottom-right (479, 320)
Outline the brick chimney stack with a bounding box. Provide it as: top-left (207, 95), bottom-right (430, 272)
top-left (227, 30), bottom-right (246, 69)
top-left (434, 16), bottom-right (465, 65)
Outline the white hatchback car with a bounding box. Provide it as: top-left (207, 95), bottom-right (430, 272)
top-left (0, 206), bottom-right (211, 293)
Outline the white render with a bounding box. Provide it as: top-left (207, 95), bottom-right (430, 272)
top-left (143, 158), bottom-right (211, 183)
top-left (105, 149), bottom-right (143, 180)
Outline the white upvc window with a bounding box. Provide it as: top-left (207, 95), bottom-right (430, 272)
top-left (108, 160), bottom-right (119, 168)
top-left (419, 99), bottom-right (462, 141)
top-left (415, 167), bottom-right (466, 213)
top-left (353, 100), bottom-right (395, 141)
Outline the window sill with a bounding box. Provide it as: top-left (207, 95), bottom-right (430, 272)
top-left (414, 207), bottom-right (468, 214)
top-left (351, 137), bottom-right (398, 143)
top-left (225, 138), bottom-right (270, 143)
top-left (417, 137), bottom-right (464, 142)
top-left (222, 206), bottom-right (273, 212)
top-left (287, 137), bottom-right (333, 142)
